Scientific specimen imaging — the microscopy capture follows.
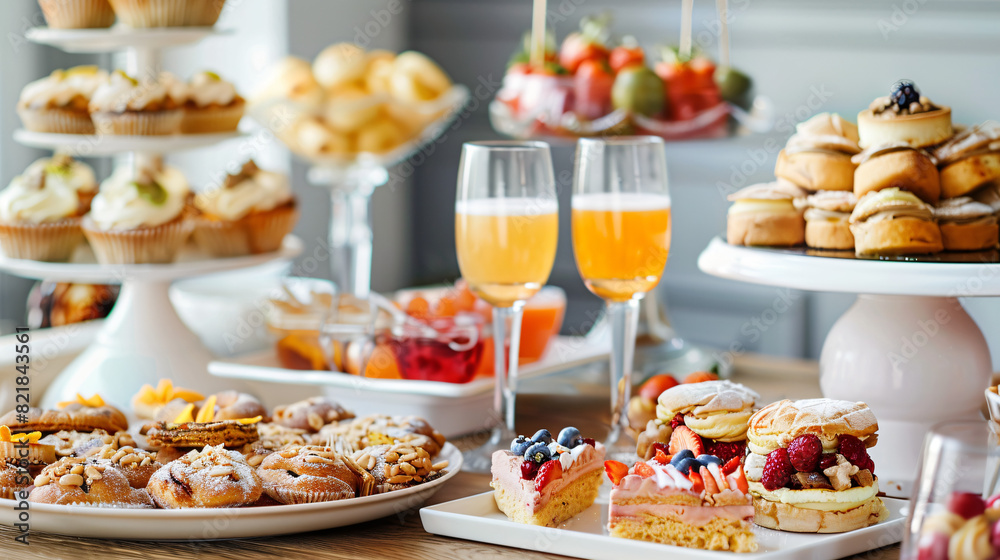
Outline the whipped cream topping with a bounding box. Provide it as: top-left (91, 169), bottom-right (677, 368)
top-left (0, 169), bottom-right (79, 224)
top-left (186, 71), bottom-right (239, 107)
top-left (851, 188), bottom-right (934, 224)
top-left (194, 160), bottom-right (292, 221)
top-left (935, 197), bottom-right (997, 224)
top-left (972, 183), bottom-right (1000, 213)
top-left (23, 154), bottom-right (96, 194)
top-left (158, 72), bottom-right (189, 105)
top-left (948, 515), bottom-right (992, 560)
top-left (804, 208), bottom-right (850, 222)
top-left (89, 71), bottom-right (172, 113)
top-left (727, 180), bottom-right (808, 202)
top-left (785, 113), bottom-right (860, 155)
top-left (89, 163), bottom-right (189, 230)
top-left (18, 66), bottom-right (109, 109)
top-left (795, 190), bottom-right (857, 214)
top-left (933, 121), bottom-right (1000, 165)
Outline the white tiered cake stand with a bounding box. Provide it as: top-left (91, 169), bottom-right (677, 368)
top-left (699, 237), bottom-right (998, 497)
top-left (7, 27), bottom-right (302, 408)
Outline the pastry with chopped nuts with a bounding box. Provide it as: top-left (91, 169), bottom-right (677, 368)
top-left (271, 396), bottom-right (353, 433)
top-left (351, 442), bottom-right (449, 494)
top-left (29, 456), bottom-right (154, 508)
top-left (313, 414), bottom-right (446, 456)
top-left (146, 445), bottom-right (263, 509)
top-left (45, 428), bottom-right (138, 458)
top-left (258, 445), bottom-right (370, 504)
top-left (1, 426), bottom-right (56, 476)
top-left (745, 398), bottom-right (887, 533)
top-left (143, 394), bottom-right (262, 449)
top-left (0, 462), bottom-right (32, 499)
top-left (92, 444), bottom-right (161, 488)
top-left (238, 423), bottom-right (309, 468)
top-left (858, 80), bottom-right (953, 149)
top-left (0, 394), bottom-right (128, 434)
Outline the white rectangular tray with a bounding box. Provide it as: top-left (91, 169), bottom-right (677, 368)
top-left (420, 491), bottom-right (907, 560)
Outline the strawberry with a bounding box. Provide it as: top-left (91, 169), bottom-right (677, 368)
top-left (700, 465), bottom-right (719, 495)
top-left (534, 460), bottom-right (563, 492)
top-left (574, 59), bottom-right (614, 120)
top-left (604, 460), bottom-right (629, 485)
top-left (687, 469), bottom-right (704, 493)
top-left (734, 465), bottom-right (750, 494)
top-left (715, 466), bottom-right (730, 490)
top-left (722, 455), bottom-right (741, 476)
top-left (654, 448), bottom-right (671, 465)
top-left (634, 461), bottom-right (655, 478)
top-left (558, 15), bottom-right (610, 74)
top-left (668, 425), bottom-right (704, 456)
top-left (609, 38), bottom-right (645, 74)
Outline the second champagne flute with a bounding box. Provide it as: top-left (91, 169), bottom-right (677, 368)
top-left (572, 136), bottom-right (672, 460)
top-left (455, 140), bottom-right (558, 471)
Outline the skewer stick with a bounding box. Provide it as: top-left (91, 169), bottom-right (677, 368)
top-left (679, 0), bottom-right (693, 59)
top-left (717, 0), bottom-right (730, 68)
top-left (530, 0), bottom-right (548, 68)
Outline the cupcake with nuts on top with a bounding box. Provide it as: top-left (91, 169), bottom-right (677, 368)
top-left (193, 160), bottom-right (297, 257)
top-left (82, 159), bottom-right (193, 264)
top-left (178, 71), bottom-right (245, 133)
top-left (0, 155), bottom-right (96, 262)
top-left (17, 66), bottom-right (109, 134)
top-left (88, 70), bottom-right (182, 135)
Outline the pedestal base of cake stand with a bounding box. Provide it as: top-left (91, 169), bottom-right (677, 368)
top-left (820, 295), bottom-right (992, 498)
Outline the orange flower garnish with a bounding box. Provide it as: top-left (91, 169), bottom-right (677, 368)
top-left (237, 416), bottom-right (262, 425)
top-left (170, 396), bottom-right (259, 425)
top-left (57, 393), bottom-right (104, 409)
top-left (172, 403), bottom-right (195, 424)
top-left (0, 426), bottom-right (42, 444)
top-left (195, 395), bottom-right (217, 423)
top-left (136, 379), bottom-right (203, 407)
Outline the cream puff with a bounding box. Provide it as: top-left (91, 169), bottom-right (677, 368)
top-left (857, 80), bottom-right (952, 149)
top-left (636, 380), bottom-right (759, 464)
top-left (775, 113), bottom-right (860, 192)
top-left (933, 121), bottom-right (1000, 200)
top-left (849, 188), bottom-right (943, 256)
top-left (934, 197), bottom-right (999, 252)
top-left (746, 399), bottom-right (886, 533)
top-left (852, 143), bottom-right (940, 205)
top-left (726, 180), bottom-right (808, 247)
top-left (795, 191), bottom-right (857, 250)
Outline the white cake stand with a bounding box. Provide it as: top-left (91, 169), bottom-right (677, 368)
top-left (698, 237), bottom-right (997, 498)
top-left (0, 237), bottom-right (302, 409)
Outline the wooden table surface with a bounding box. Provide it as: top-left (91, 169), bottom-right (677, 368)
top-left (0, 354), bottom-right (901, 559)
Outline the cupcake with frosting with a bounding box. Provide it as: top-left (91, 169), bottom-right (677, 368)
top-left (39, 0), bottom-right (116, 29)
top-left (193, 160), bottom-right (297, 257)
top-left (178, 71), bottom-right (245, 133)
top-left (0, 155), bottom-right (97, 261)
top-left (17, 66), bottom-right (109, 134)
top-left (88, 70), bottom-right (182, 136)
top-left (82, 160), bottom-right (193, 264)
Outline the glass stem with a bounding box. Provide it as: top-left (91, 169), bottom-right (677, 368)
top-left (491, 303), bottom-right (525, 438)
top-left (329, 187), bottom-right (373, 298)
top-left (606, 298), bottom-right (641, 452)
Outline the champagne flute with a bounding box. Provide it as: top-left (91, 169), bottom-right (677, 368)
top-left (455, 140), bottom-right (558, 471)
top-left (572, 136), bottom-right (671, 459)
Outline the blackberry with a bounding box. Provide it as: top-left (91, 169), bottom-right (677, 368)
top-left (890, 80), bottom-right (920, 110)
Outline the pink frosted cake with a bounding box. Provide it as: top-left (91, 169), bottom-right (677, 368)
top-left (490, 427), bottom-right (605, 526)
top-left (605, 451), bottom-right (758, 552)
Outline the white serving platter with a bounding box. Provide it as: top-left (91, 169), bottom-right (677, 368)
top-left (421, 491), bottom-right (907, 560)
top-left (0, 444), bottom-right (459, 541)
top-left (209, 335), bottom-right (610, 438)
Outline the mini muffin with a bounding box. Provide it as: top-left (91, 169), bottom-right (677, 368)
top-left (91, 444), bottom-right (161, 488)
top-left (0, 427), bottom-right (56, 477)
top-left (82, 160), bottom-right (194, 264)
top-left (147, 445), bottom-right (262, 508)
top-left (726, 180), bottom-right (808, 247)
top-left (179, 71), bottom-right (245, 133)
top-left (88, 70), bottom-right (182, 135)
top-left (23, 153), bottom-right (99, 212)
top-left (193, 160), bottom-right (298, 256)
top-left (108, 0), bottom-right (192, 27)
top-left (0, 462), bottom-right (31, 499)
top-left (39, 0), bottom-right (116, 28)
top-left (0, 161), bottom-right (89, 261)
top-left (30, 456), bottom-right (154, 508)
top-left (258, 445), bottom-right (366, 504)
top-left (350, 442), bottom-right (449, 494)
top-left (271, 397), bottom-right (354, 433)
top-left (186, 0), bottom-right (226, 26)
top-left (239, 423), bottom-right (309, 467)
top-left (314, 415), bottom-right (447, 456)
top-left (17, 65), bottom-right (108, 134)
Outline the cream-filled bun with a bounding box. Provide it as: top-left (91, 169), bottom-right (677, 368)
top-left (849, 188), bottom-right (942, 256)
top-left (775, 113), bottom-right (860, 192)
top-left (656, 380), bottom-right (759, 442)
top-left (857, 82), bottom-right (952, 149)
top-left (852, 142), bottom-right (940, 204)
top-left (745, 399), bottom-right (885, 533)
top-left (795, 191), bottom-right (857, 250)
top-left (933, 121), bottom-right (1000, 200)
top-left (934, 197), bottom-right (999, 252)
top-left (726, 180), bottom-right (807, 247)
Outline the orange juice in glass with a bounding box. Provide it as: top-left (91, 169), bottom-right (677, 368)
top-left (572, 193), bottom-right (672, 301)
top-left (455, 198), bottom-right (558, 307)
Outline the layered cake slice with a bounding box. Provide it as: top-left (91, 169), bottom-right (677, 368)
top-left (491, 427), bottom-right (605, 526)
top-left (606, 451), bottom-right (757, 552)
